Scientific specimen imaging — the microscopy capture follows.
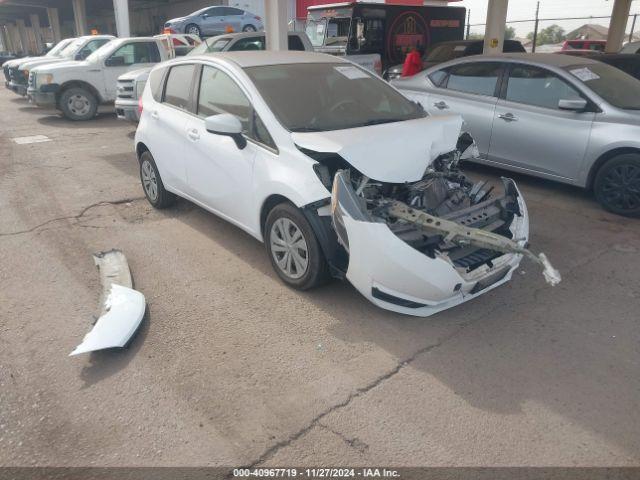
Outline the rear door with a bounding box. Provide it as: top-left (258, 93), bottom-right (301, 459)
top-left (423, 61), bottom-right (504, 158)
top-left (488, 63), bottom-right (594, 181)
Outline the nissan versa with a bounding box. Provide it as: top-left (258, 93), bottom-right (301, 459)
top-left (134, 51), bottom-right (559, 316)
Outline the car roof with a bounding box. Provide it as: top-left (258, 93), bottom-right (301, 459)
top-left (186, 50), bottom-right (345, 67)
top-left (464, 52), bottom-right (603, 67)
top-left (211, 31), bottom-right (300, 42)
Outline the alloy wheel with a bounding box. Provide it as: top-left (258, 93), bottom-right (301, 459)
top-left (269, 217), bottom-right (309, 279)
top-left (600, 163), bottom-right (640, 211)
top-left (141, 159), bottom-right (158, 202)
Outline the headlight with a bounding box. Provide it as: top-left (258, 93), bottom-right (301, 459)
top-left (135, 80), bottom-right (147, 99)
top-left (35, 73), bottom-right (54, 87)
top-left (23, 69), bottom-right (29, 77)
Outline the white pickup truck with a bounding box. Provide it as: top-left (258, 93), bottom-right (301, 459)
top-left (28, 36), bottom-right (174, 120)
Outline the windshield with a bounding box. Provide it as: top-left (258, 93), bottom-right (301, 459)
top-left (427, 44), bottom-right (468, 63)
top-left (58, 38), bottom-right (85, 57)
top-left (188, 38), bottom-right (212, 55)
top-left (85, 40), bottom-right (116, 62)
top-left (46, 39), bottom-right (73, 57)
top-left (305, 19), bottom-right (327, 47)
top-left (244, 63), bottom-right (425, 132)
top-left (564, 62), bottom-right (640, 110)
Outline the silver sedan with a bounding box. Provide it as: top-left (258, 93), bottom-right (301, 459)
top-left (392, 53), bottom-right (640, 216)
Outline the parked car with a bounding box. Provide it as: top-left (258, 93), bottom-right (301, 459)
top-left (561, 39), bottom-right (606, 51)
top-left (132, 51), bottom-right (560, 316)
top-left (116, 31), bottom-right (312, 122)
top-left (0, 51), bottom-right (18, 67)
top-left (392, 53), bottom-right (640, 216)
top-left (5, 36), bottom-right (114, 96)
top-left (384, 39), bottom-right (526, 80)
top-left (28, 36), bottom-right (172, 120)
top-left (4, 38), bottom-right (73, 89)
top-left (560, 51), bottom-right (640, 81)
top-left (620, 40), bottom-right (640, 54)
top-left (163, 6), bottom-right (263, 37)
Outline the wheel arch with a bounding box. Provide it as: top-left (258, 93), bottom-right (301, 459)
top-left (135, 141), bottom-right (150, 160)
top-left (587, 147), bottom-right (640, 189)
top-left (57, 80), bottom-right (103, 105)
top-left (259, 194), bottom-right (294, 239)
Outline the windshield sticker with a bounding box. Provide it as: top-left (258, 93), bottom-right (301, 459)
top-left (570, 67), bottom-right (600, 82)
top-left (316, 23), bottom-right (325, 34)
top-left (334, 66), bottom-right (370, 80)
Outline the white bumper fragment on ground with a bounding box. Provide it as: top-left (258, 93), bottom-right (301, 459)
top-left (69, 250), bottom-right (146, 356)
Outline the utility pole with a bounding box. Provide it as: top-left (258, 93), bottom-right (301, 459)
top-left (466, 8), bottom-right (471, 39)
top-left (531, 1), bottom-right (540, 52)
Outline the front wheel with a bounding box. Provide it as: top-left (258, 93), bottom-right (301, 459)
top-left (185, 23), bottom-right (201, 36)
top-left (242, 24), bottom-right (257, 32)
top-left (594, 154), bottom-right (640, 217)
top-left (264, 203), bottom-right (330, 290)
top-left (59, 87), bottom-right (97, 121)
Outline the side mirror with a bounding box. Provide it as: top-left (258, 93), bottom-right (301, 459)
top-left (205, 113), bottom-right (246, 149)
top-left (105, 56), bottom-right (125, 67)
top-left (558, 98), bottom-right (588, 111)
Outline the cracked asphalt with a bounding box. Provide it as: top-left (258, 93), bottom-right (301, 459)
top-left (1, 87), bottom-right (639, 468)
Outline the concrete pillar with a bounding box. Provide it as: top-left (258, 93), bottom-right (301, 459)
top-left (16, 19), bottom-right (29, 54)
top-left (483, 0), bottom-right (509, 55)
top-left (265, 0), bottom-right (288, 51)
top-left (72, 0), bottom-right (88, 36)
top-left (30, 14), bottom-right (44, 53)
top-left (5, 24), bottom-right (17, 53)
top-left (113, 0), bottom-right (131, 37)
top-left (47, 8), bottom-right (62, 43)
top-left (0, 26), bottom-right (9, 52)
top-left (606, 0), bottom-right (632, 53)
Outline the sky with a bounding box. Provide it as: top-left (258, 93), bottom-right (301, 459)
top-left (456, 0), bottom-right (640, 38)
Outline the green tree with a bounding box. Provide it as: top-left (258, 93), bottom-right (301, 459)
top-left (527, 24), bottom-right (566, 46)
top-left (505, 26), bottom-right (516, 40)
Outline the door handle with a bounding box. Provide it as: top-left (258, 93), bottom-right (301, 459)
top-left (498, 112), bottom-right (518, 122)
top-left (187, 129), bottom-right (200, 141)
top-left (433, 101), bottom-right (449, 110)
top-left (150, 110), bottom-right (159, 119)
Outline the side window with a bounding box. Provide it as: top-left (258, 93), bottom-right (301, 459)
top-left (288, 35), bottom-right (305, 51)
top-left (204, 7), bottom-right (222, 16)
top-left (428, 69), bottom-right (447, 87)
top-left (229, 37), bottom-right (264, 51)
top-left (163, 64), bottom-right (195, 110)
top-left (226, 7), bottom-right (244, 16)
top-left (445, 62), bottom-right (502, 96)
top-left (505, 65), bottom-right (583, 110)
top-left (148, 66), bottom-right (166, 101)
top-left (108, 42), bottom-right (159, 66)
top-left (197, 65), bottom-right (251, 132)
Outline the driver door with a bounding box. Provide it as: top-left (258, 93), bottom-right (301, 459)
top-left (200, 7), bottom-right (225, 35)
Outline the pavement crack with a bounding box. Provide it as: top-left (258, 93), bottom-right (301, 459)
top-left (244, 306), bottom-right (499, 467)
top-left (0, 197), bottom-right (145, 237)
top-left (318, 423), bottom-right (369, 453)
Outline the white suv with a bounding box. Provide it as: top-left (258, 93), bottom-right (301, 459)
top-left (134, 51), bottom-right (554, 316)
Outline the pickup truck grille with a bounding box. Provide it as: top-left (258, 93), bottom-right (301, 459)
top-left (8, 66), bottom-right (27, 85)
top-left (3, 65), bottom-right (10, 83)
top-left (116, 79), bottom-right (135, 100)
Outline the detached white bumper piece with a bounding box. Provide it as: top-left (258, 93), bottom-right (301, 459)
top-left (70, 250), bottom-right (146, 356)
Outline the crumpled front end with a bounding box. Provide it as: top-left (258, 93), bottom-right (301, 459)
top-left (324, 133), bottom-right (557, 316)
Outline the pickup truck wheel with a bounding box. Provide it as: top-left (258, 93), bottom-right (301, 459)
top-left (185, 24), bottom-right (201, 36)
top-left (139, 151), bottom-right (175, 209)
top-left (265, 203), bottom-right (330, 290)
top-left (59, 87), bottom-right (97, 121)
top-left (594, 154), bottom-right (640, 217)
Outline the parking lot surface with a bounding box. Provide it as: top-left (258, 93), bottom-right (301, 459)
top-left (1, 87), bottom-right (639, 467)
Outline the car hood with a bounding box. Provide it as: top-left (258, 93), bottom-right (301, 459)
top-left (118, 67), bottom-right (151, 81)
top-left (20, 56), bottom-right (70, 70)
top-left (5, 57), bottom-right (29, 68)
top-left (32, 60), bottom-right (89, 74)
top-left (292, 115), bottom-right (463, 183)
top-left (166, 16), bottom-right (188, 24)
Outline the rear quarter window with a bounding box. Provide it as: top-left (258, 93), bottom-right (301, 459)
top-left (148, 67), bottom-right (166, 101)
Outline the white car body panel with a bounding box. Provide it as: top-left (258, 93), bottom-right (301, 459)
top-left (292, 115), bottom-right (463, 183)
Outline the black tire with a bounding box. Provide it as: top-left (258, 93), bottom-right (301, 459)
top-left (593, 154), bottom-right (640, 217)
top-left (185, 23), bottom-right (201, 36)
top-left (242, 24), bottom-right (257, 32)
top-left (59, 87), bottom-right (98, 121)
top-left (264, 203), bottom-right (330, 290)
top-left (139, 151), bottom-right (175, 209)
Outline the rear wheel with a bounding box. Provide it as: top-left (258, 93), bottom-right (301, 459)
top-left (242, 24), bottom-right (257, 32)
top-left (139, 151), bottom-right (175, 209)
top-left (185, 23), bottom-right (201, 36)
top-left (59, 87), bottom-right (97, 121)
top-left (265, 203), bottom-right (329, 290)
top-left (594, 154), bottom-right (640, 217)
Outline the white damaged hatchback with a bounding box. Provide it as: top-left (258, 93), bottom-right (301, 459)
top-left (135, 51), bottom-right (559, 316)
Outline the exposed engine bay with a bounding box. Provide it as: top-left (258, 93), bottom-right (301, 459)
top-left (307, 133), bottom-right (561, 286)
